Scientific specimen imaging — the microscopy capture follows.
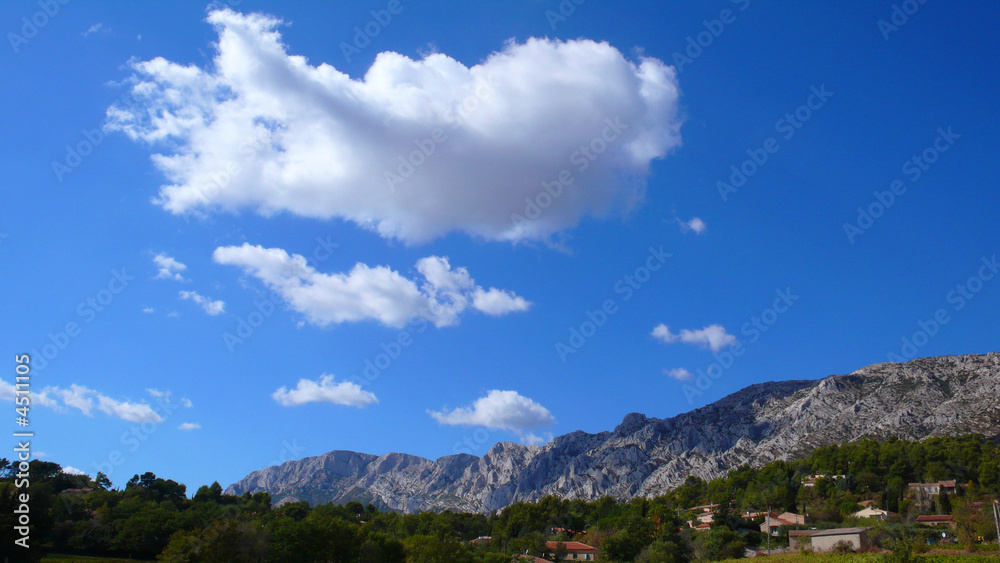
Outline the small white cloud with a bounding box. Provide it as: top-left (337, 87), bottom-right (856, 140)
top-left (428, 390), bottom-right (555, 434)
top-left (522, 431), bottom-right (554, 446)
top-left (34, 451), bottom-right (49, 458)
top-left (153, 253), bottom-right (188, 281)
top-left (272, 374), bottom-right (378, 407)
top-left (665, 368), bottom-right (694, 381)
top-left (652, 323), bottom-right (736, 352)
top-left (62, 466), bottom-right (86, 475)
top-left (143, 307), bottom-right (155, 313)
top-left (146, 388), bottom-right (167, 398)
top-left (179, 290), bottom-right (225, 316)
top-left (181, 397), bottom-right (193, 408)
top-left (214, 244), bottom-right (529, 328)
top-left (167, 311), bottom-right (180, 318)
top-left (683, 217), bottom-right (706, 234)
top-left (178, 422), bottom-right (201, 431)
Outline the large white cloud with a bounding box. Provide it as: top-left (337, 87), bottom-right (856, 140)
top-left (428, 390), bottom-right (555, 432)
top-left (651, 323), bottom-right (736, 352)
top-left (272, 374), bottom-right (377, 407)
top-left (106, 9), bottom-right (682, 244)
top-left (213, 243), bottom-right (530, 328)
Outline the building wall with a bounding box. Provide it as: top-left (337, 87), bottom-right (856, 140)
top-left (812, 533), bottom-right (865, 552)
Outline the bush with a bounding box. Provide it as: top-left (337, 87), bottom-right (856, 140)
top-left (831, 540), bottom-right (855, 554)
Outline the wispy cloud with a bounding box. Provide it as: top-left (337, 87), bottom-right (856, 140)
top-left (5, 383), bottom-right (167, 423)
top-left (178, 422), bottom-right (201, 431)
top-left (83, 23), bottom-right (110, 37)
top-left (179, 290), bottom-right (225, 316)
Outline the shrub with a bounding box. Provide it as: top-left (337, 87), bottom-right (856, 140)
top-left (832, 540), bottom-right (855, 554)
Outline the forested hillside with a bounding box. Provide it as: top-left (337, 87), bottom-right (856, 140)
top-left (2, 434), bottom-right (998, 562)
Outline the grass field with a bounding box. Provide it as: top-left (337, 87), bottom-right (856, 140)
top-left (721, 553), bottom-right (1000, 562)
top-left (41, 555), bottom-right (144, 563)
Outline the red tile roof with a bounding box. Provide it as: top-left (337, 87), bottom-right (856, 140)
top-left (545, 541), bottom-right (596, 552)
top-left (916, 515), bottom-right (953, 522)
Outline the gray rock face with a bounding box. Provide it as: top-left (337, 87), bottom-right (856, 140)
top-left (225, 353), bottom-right (1000, 513)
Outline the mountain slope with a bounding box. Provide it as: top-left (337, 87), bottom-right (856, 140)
top-left (226, 353), bottom-right (1000, 512)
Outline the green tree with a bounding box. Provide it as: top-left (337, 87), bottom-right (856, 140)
top-left (936, 490), bottom-right (952, 514)
top-left (692, 527), bottom-right (745, 561)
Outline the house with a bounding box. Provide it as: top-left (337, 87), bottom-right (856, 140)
top-left (788, 529), bottom-right (819, 550)
top-left (907, 480), bottom-right (958, 495)
top-left (809, 528), bottom-right (871, 552)
top-left (778, 512), bottom-right (807, 525)
top-left (852, 506), bottom-right (897, 521)
top-left (470, 536), bottom-right (492, 547)
top-left (684, 503), bottom-right (719, 528)
top-left (63, 488), bottom-right (94, 495)
top-left (545, 541), bottom-right (597, 561)
top-left (916, 515), bottom-right (955, 528)
top-left (760, 512), bottom-right (806, 536)
top-left (802, 474), bottom-right (846, 488)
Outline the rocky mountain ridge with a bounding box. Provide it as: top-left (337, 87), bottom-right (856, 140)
top-left (226, 353), bottom-right (1000, 513)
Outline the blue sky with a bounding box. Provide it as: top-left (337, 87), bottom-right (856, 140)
top-left (2, 0), bottom-right (998, 492)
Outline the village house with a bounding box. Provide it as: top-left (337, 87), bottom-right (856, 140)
top-left (916, 515), bottom-right (956, 529)
top-left (802, 474), bottom-right (846, 488)
top-left (469, 536), bottom-right (492, 547)
top-left (684, 503), bottom-right (719, 528)
top-left (760, 512), bottom-right (807, 536)
top-left (809, 528), bottom-right (871, 552)
top-left (907, 480), bottom-right (958, 495)
top-left (545, 541), bottom-right (597, 561)
top-left (852, 506), bottom-right (898, 521)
